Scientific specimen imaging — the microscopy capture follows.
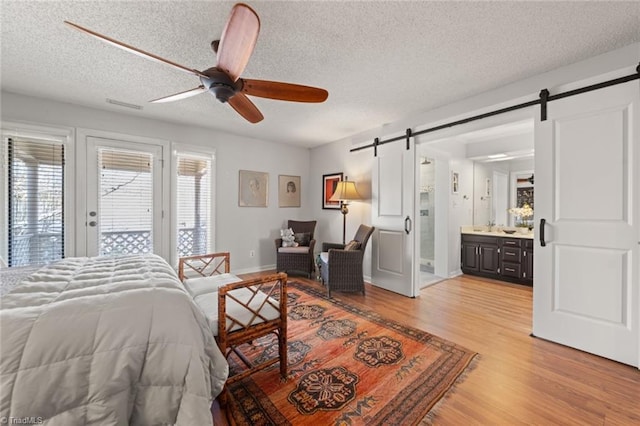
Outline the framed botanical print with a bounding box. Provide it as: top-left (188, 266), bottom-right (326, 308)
top-left (239, 170), bottom-right (268, 207)
top-left (278, 175), bottom-right (301, 207)
top-left (322, 172), bottom-right (343, 209)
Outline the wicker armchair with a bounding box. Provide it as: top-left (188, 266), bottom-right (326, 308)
top-left (320, 224), bottom-right (375, 297)
top-left (275, 220), bottom-right (317, 278)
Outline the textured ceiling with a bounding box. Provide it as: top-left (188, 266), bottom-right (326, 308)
top-left (2, 1), bottom-right (639, 148)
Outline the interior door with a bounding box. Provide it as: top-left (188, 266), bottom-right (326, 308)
top-left (534, 80), bottom-right (639, 367)
top-left (86, 137), bottom-right (163, 257)
top-left (371, 139), bottom-right (416, 297)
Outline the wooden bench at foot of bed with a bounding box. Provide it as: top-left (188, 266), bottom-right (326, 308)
top-left (178, 253), bottom-right (288, 384)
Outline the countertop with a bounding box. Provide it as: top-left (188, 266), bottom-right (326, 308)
top-left (461, 227), bottom-right (534, 239)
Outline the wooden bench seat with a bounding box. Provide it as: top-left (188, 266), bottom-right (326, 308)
top-left (178, 252), bottom-right (288, 385)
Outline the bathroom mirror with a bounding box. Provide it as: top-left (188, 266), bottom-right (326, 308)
top-left (472, 161), bottom-right (534, 227)
top-left (510, 170), bottom-right (534, 227)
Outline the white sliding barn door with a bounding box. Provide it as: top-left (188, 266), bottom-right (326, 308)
top-left (371, 140), bottom-right (416, 297)
top-left (533, 81), bottom-right (639, 367)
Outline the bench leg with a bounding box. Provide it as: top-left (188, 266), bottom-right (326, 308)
top-left (278, 329), bottom-right (287, 380)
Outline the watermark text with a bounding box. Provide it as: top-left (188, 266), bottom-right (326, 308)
top-left (0, 417), bottom-right (44, 425)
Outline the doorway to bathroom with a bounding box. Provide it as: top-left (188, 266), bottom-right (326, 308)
top-left (418, 155), bottom-right (445, 287)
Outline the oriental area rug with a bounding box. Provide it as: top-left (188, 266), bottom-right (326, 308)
top-left (226, 282), bottom-right (477, 425)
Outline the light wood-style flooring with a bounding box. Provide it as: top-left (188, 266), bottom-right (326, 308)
top-left (215, 272), bottom-right (640, 425)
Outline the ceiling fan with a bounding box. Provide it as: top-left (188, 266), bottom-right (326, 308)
top-left (64, 3), bottom-right (328, 123)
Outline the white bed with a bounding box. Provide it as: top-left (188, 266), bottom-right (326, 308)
top-left (0, 254), bottom-right (228, 425)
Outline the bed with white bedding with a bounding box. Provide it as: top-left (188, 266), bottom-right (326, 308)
top-left (0, 254), bottom-right (228, 425)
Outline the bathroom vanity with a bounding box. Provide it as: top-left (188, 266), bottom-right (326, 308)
top-left (461, 229), bottom-right (533, 286)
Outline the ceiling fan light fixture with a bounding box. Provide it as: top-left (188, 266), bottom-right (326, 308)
top-left (199, 67), bottom-right (239, 103)
top-left (209, 83), bottom-right (236, 103)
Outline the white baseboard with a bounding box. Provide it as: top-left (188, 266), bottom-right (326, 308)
top-left (449, 269), bottom-right (463, 278)
top-left (234, 264), bottom-right (276, 275)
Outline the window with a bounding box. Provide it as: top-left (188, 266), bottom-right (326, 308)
top-left (5, 137), bottom-right (64, 267)
top-left (98, 148), bottom-right (154, 256)
top-left (176, 153), bottom-right (213, 258)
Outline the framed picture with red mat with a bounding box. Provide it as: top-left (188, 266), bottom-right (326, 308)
top-left (322, 172), bottom-right (343, 209)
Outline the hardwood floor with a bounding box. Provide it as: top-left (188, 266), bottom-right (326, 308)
top-left (216, 272), bottom-right (640, 425)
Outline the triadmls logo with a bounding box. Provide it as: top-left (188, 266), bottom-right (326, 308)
top-left (0, 417), bottom-right (44, 425)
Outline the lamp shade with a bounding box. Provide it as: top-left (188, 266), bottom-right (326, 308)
top-left (329, 180), bottom-right (362, 202)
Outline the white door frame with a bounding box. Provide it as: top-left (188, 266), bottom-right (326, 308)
top-left (75, 129), bottom-right (170, 259)
top-left (414, 108), bottom-right (533, 279)
top-left (415, 145), bottom-right (450, 281)
top-left (86, 137), bottom-right (163, 257)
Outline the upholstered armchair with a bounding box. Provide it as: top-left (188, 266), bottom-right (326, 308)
top-left (275, 220), bottom-right (317, 278)
top-left (320, 224), bottom-right (375, 297)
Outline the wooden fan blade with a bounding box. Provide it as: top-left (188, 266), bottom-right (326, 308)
top-left (228, 93), bottom-right (264, 123)
top-left (216, 4), bottom-right (260, 81)
top-left (150, 85), bottom-right (207, 103)
top-left (64, 21), bottom-right (207, 78)
top-left (241, 79), bottom-right (328, 103)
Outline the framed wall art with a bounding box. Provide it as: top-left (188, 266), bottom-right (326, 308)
top-left (322, 172), bottom-right (343, 209)
top-left (278, 175), bottom-right (301, 207)
top-left (239, 170), bottom-right (268, 207)
top-left (452, 171), bottom-right (459, 194)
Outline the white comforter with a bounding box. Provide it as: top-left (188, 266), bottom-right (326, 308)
top-left (0, 254), bottom-right (228, 425)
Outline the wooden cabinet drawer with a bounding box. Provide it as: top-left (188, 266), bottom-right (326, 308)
top-left (501, 238), bottom-right (521, 247)
top-left (462, 234), bottom-right (499, 245)
top-left (501, 262), bottom-right (522, 279)
top-left (502, 247), bottom-right (521, 262)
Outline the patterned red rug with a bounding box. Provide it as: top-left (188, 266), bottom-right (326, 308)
top-left (227, 282), bottom-right (477, 425)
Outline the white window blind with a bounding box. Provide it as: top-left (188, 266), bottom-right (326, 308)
top-left (176, 154), bottom-right (212, 257)
top-left (98, 148), bottom-right (154, 256)
top-left (6, 138), bottom-right (64, 267)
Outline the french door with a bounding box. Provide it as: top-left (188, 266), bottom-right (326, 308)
top-left (533, 80), bottom-right (639, 367)
top-left (371, 139), bottom-right (416, 297)
top-left (86, 137), bottom-right (163, 257)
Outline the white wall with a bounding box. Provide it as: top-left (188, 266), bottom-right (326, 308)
top-left (1, 92), bottom-right (312, 272)
top-left (448, 158), bottom-right (474, 276)
top-left (308, 139), bottom-right (373, 278)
